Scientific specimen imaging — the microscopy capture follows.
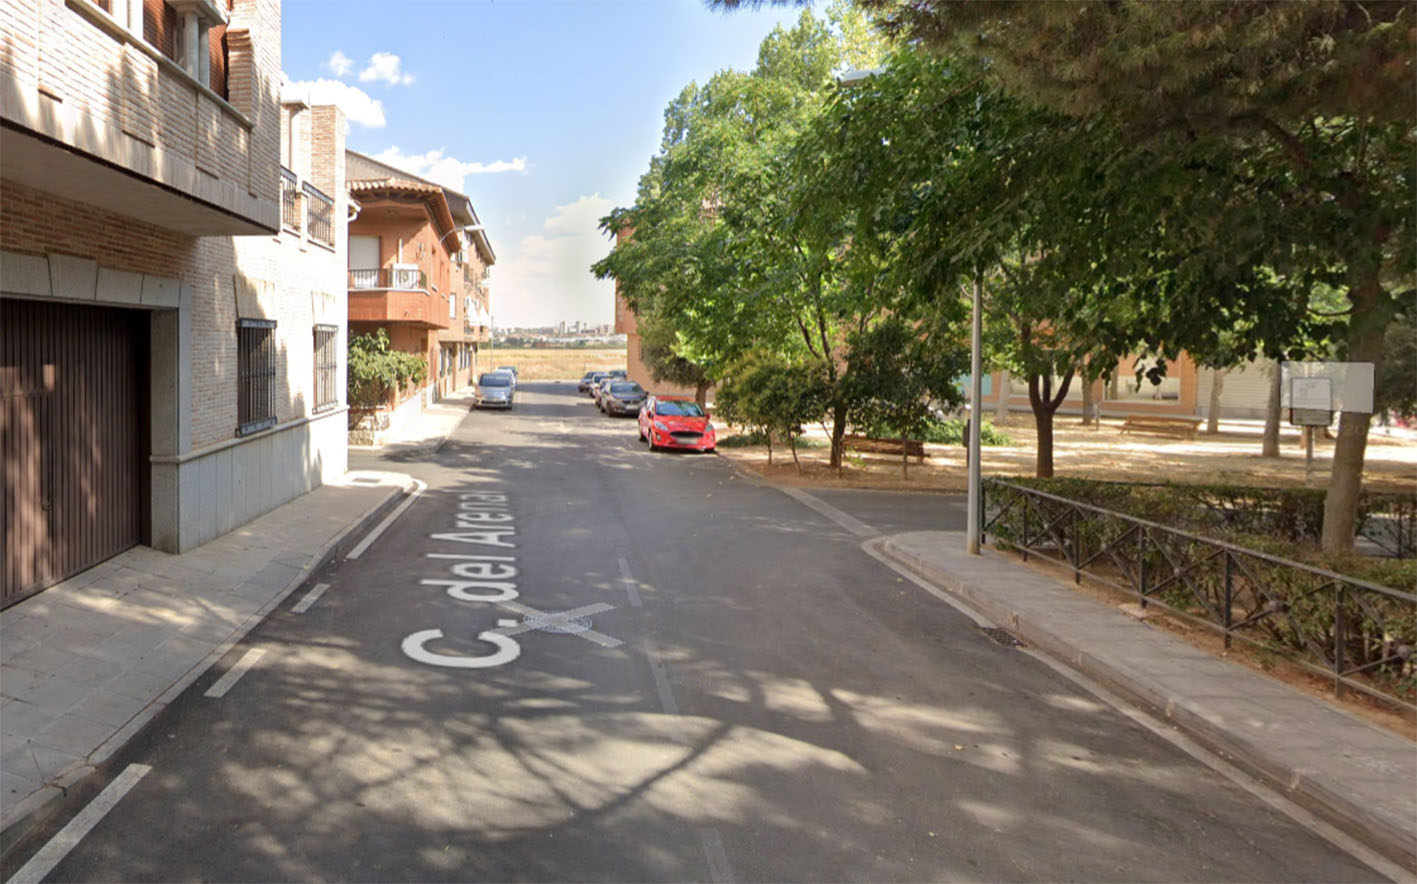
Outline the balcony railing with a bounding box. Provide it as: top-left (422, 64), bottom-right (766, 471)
top-left (303, 182), bottom-right (334, 247)
top-left (349, 268), bottom-right (428, 290)
top-left (280, 168), bottom-right (301, 233)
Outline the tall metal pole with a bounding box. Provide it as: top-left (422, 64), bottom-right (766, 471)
top-left (966, 269), bottom-right (983, 554)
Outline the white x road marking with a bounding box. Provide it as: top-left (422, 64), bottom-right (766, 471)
top-left (490, 601), bottom-right (623, 648)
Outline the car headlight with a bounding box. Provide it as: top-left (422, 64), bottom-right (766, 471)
top-left (653, 421), bottom-right (668, 431)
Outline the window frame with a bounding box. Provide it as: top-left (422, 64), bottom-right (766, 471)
top-left (313, 324), bottom-right (339, 413)
top-left (236, 318), bottom-right (278, 436)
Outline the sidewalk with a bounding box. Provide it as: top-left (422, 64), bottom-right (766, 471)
top-left (0, 470), bottom-right (414, 847)
top-left (351, 387), bottom-right (475, 455)
top-left (877, 531), bottom-right (1417, 873)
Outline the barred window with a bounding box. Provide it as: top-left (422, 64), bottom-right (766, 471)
top-left (237, 319), bottom-right (277, 435)
top-left (314, 324), bottom-right (338, 412)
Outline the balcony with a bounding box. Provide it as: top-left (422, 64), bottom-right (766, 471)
top-left (348, 268), bottom-right (447, 329)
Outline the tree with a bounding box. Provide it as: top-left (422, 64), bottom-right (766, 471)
top-left (716, 350), bottom-right (830, 472)
top-left (712, 1), bottom-right (1416, 550)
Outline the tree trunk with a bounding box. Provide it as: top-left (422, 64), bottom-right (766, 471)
top-left (766, 430), bottom-right (773, 466)
top-left (1080, 374), bottom-right (1095, 426)
top-left (789, 433), bottom-right (802, 475)
top-left (829, 400), bottom-right (848, 475)
top-left (694, 379), bottom-right (710, 409)
top-left (1321, 275), bottom-right (1387, 553)
top-left (1206, 368), bottom-right (1226, 435)
top-left (995, 371), bottom-right (1011, 423)
top-left (901, 435), bottom-right (908, 479)
top-left (1027, 370), bottom-right (1073, 479)
top-left (1262, 359), bottom-right (1283, 458)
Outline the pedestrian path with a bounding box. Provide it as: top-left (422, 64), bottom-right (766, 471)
top-left (877, 530), bottom-right (1417, 875)
top-left (350, 388), bottom-right (474, 454)
top-left (0, 470), bottom-right (413, 843)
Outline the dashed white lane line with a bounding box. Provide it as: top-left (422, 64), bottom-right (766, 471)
top-left (6, 763), bottom-right (152, 884)
top-left (616, 555), bottom-right (644, 607)
top-left (642, 638), bottom-right (680, 717)
top-left (290, 582), bottom-right (330, 614)
top-left (347, 478), bottom-right (428, 559)
top-left (778, 486), bottom-right (879, 538)
top-left (700, 828), bottom-right (735, 884)
top-left (203, 647), bottom-right (266, 699)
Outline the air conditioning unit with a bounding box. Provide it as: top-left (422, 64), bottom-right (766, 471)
top-left (391, 262), bottom-right (421, 290)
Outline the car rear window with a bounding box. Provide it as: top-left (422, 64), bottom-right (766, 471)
top-left (656, 401), bottom-right (704, 417)
top-left (610, 383), bottom-right (642, 395)
top-left (479, 374), bottom-right (511, 386)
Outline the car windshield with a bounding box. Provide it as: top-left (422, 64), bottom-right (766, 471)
top-left (610, 383), bottom-right (643, 396)
top-left (582, 371), bottom-right (597, 379)
top-left (656, 401), bottom-right (704, 417)
top-left (479, 374), bottom-right (511, 387)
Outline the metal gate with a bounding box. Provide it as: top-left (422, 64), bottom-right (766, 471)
top-left (2, 298), bottom-right (148, 608)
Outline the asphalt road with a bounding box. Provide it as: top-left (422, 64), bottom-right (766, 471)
top-left (15, 382), bottom-right (1384, 882)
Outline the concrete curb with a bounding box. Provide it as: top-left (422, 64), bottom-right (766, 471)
top-left (0, 477), bottom-right (415, 856)
top-left (875, 536), bottom-right (1417, 875)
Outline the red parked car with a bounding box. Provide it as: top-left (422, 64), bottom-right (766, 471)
top-left (638, 395), bottom-right (716, 452)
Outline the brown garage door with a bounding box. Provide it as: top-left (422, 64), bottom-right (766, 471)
top-left (2, 298), bottom-right (149, 608)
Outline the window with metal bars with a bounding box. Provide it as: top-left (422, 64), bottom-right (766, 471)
top-left (313, 324), bottom-right (338, 412)
top-left (237, 319), bottom-right (277, 435)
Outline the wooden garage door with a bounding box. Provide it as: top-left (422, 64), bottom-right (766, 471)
top-left (1, 298), bottom-right (148, 608)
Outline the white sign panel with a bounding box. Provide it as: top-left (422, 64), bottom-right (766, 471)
top-left (1281, 362), bottom-right (1375, 414)
top-left (1290, 377), bottom-right (1332, 411)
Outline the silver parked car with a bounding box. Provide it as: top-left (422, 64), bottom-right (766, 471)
top-left (474, 371), bottom-right (516, 409)
top-left (602, 380), bottom-right (646, 416)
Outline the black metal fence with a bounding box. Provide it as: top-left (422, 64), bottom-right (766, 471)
top-left (303, 182), bottom-right (334, 247)
top-left (280, 167), bottom-right (301, 233)
top-left (983, 478), bottom-right (1417, 714)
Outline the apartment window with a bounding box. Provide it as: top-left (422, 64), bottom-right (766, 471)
top-left (314, 325), bottom-right (338, 412)
top-left (237, 319), bottom-right (277, 435)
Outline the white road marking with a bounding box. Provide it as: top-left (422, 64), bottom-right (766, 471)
top-left (616, 555), bottom-right (644, 607)
top-left (203, 647), bottom-right (266, 698)
top-left (6, 763), bottom-right (152, 884)
top-left (491, 601), bottom-right (622, 648)
top-left (641, 639), bottom-right (736, 883)
top-left (290, 582), bottom-right (330, 614)
top-left (700, 828), bottom-right (735, 884)
top-left (402, 625), bottom-right (522, 669)
top-left (779, 486), bottom-right (879, 538)
top-left (347, 478), bottom-right (428, 559)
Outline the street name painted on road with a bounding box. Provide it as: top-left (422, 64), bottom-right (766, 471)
top-left (401, 490), bottom-right (620, 669)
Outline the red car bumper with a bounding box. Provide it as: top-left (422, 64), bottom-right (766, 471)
top-left (648, 426), bottom-right (716, 451)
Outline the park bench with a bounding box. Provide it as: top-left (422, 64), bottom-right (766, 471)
top-left (1119, 415), bottom-right (1202, 439)
top-left (843, 434), bottom-right (928, 463)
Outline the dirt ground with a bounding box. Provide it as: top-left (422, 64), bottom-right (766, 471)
top-left (485, 347), bottom-right (625, 381)
top-left (716, 415), bottom-right (1417, 493)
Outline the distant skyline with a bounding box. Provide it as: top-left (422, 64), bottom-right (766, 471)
top-left (282, 0), bottom-right (803, 327)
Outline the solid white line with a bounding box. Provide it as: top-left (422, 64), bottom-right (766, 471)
top-left (778, 486), bottom-right (879, 538)
top-left (346, 479), bottom-right (428, 559)
top-left (699, 828), bottom-right (736, 884)
top-left (6, 763), bottom-right (152, 884)
top-left (642, 638), bottom-right (680, 717)
top-left (204, 647), bottom-right (267, 699)
top-left (290, 582), bottom-right (330, 614)
top-left (617, 555), bottom-right (643, 607)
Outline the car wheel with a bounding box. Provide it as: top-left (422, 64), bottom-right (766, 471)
top-left (639, 429), bottom-right (646, 441)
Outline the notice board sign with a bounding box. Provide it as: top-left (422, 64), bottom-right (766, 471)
top-left (1290, 377), bottom-right (1333, 427)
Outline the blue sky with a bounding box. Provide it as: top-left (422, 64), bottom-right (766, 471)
top-left (283, 0), bottom-right (802, 328)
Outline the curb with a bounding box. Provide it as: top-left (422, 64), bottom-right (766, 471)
top-left (0, 477), bottom-right (415, 858)
top-left (875, 536), bottom-right (1417, 875)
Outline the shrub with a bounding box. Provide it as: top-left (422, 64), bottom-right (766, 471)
top-left (348, 329), bottom-right (428, 415)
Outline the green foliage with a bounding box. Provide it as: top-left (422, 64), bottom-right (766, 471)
top-left (715, 350), bottom-right (830, 469)
top-left (347, 329), bottom-right (427, 410)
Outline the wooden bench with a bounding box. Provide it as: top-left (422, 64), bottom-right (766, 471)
top-left (843, 434), bottom-right (928, 463)
top-left (1119, 415), bottom-right (1202, 439)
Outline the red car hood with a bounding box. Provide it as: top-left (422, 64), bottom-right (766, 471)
top-left (657, 415), bottom-right (710, 432)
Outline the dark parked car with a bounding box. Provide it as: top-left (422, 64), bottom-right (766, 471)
top-left (602, 381), bottom-right (646, 416)
top-left (578, 370), bottom-right (601, 393)
top-left (582, 371), bottom-right (609, 395)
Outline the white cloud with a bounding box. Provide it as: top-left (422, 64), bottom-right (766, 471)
top-left (286, 78), bottom-right (386, 127)
top-left (359, 52), bottom-right (416, 86)
top-left (490, 195), bottom-right (618, 327)
top-left (324, 50), bottom-right (353, 77)
top-left (370, 146), bottom-right (528, 193)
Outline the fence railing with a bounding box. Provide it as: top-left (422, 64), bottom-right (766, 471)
top-left (280, 167), bottom-right (301, 233)
top-left (303, 182), bottom-right (334, 247)
top-left (983, 478), bottom-right (1417, 714)
top-left (348, 268), bottom-right (428, 290)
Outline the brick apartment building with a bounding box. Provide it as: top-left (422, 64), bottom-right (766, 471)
top-left (1, 0), bottom-right (350, 607)
top-left (345, 150), bottom-right (493, 443)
